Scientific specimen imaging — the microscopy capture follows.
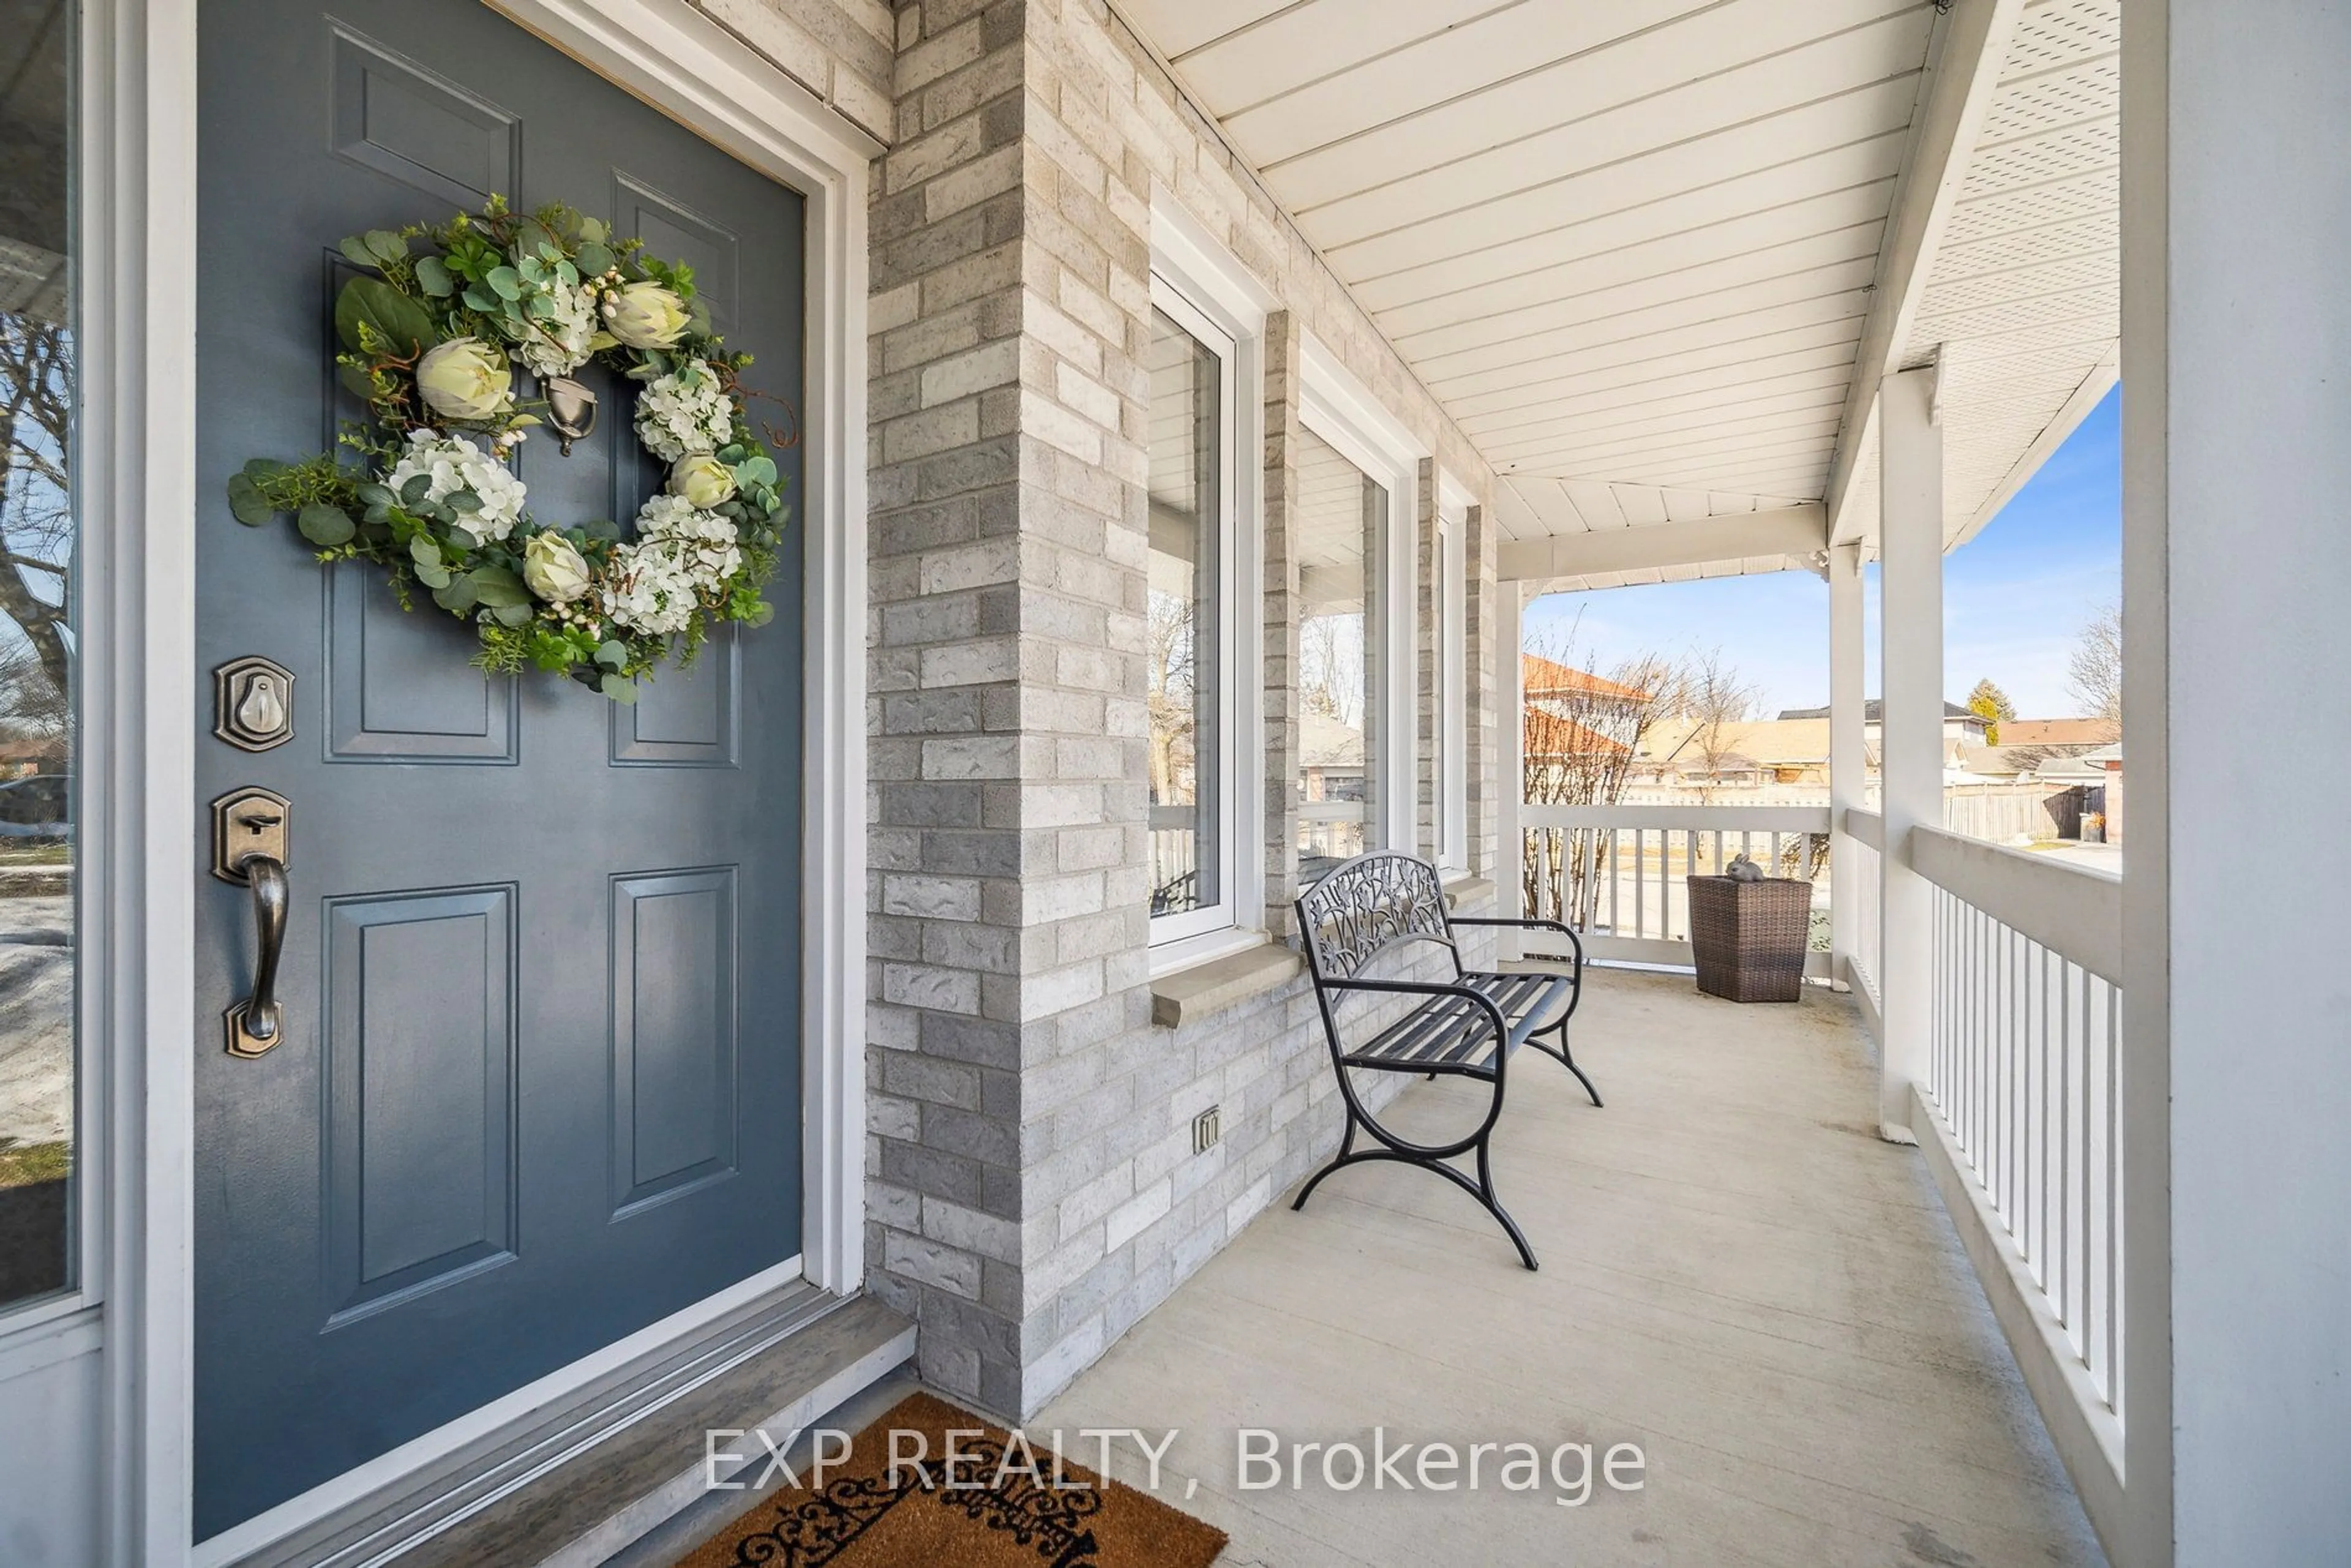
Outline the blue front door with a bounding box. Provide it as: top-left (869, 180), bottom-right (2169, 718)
top-left (192, 0), bottom-right (807, 1537)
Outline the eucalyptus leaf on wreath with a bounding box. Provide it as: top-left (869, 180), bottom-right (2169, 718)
top-left (225, 473), bottom-right (275, 527)
top-left (297, 503), bottom-right (356, 547)
top-left (334, 276), bottom-right (438, 359)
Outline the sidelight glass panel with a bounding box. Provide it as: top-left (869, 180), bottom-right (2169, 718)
top-left (1145, 309), bottom-right (1222, 929)
top-left (0, 0), bottom-right (78, 1311)
top-left (1295, 426), bottom-right (1385, 884)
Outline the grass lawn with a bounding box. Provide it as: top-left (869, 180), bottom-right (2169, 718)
top-left (0, 1139), bottom-right (71, 1190)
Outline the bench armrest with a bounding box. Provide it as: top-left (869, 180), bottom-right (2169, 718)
top-left (1447, 918), bottom-right (1584, 1019)
top-left (1318, 976), bottom-right (1513, 1067)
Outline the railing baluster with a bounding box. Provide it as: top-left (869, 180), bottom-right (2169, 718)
top-left (2059, 957), bottom-right (2074, 1338)
top-left (1970, 906), bottom-right (1982, 1168)
top-left (1633, 828), bottom-right (1646, 942)
top-left (2012, 929), bottom-right (2025, 1257)
top-left (2091, 969), bottom-right (2105, 1357)
top-left (2105, 983), bottom-right (2121, 1417)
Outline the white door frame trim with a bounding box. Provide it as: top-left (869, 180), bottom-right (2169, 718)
top-left (75, 1), bottom-right (876, 1560)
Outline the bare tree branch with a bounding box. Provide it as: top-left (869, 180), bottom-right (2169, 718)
top-left (2068, 601), bottom-right (2122, 738)
top-left (0, 308), bottom-right (75, 713)
top-left (1520, 629), bottom-right (1688, 925)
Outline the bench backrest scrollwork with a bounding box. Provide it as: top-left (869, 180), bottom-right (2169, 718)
top-left (1294, 851), bottom-right (1456, 983)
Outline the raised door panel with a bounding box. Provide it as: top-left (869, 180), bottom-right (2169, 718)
top-left (322, 886), bottom-right (517, 1323)
top-left (610, 625), bottom-right (739, 766)
top-left (614, 172), bottom-right (740, 333)
top-left (330, 26), bottom-right (520, 209)
top-left (318, 29), bottom-right (526, 763)
top-left (326, 561), bottom-right (520, 761)
top-left (606, 173), bottom-right (748, 768)
top-left (609, 868), bottom-right (739, 1215)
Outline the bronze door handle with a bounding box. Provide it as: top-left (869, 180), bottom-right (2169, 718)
top-left (228, 852), bottom-right (289, 1057)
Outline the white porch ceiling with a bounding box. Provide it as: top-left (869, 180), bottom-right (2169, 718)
top-left (1114, 0), bottom-right (2122, 583)
top-left (1841, 0), bottom-right (2121, 548)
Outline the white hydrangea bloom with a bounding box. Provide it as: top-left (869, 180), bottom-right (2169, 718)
top-left (635, 493), bottom-right (743, 587)
top-left (382, 429), bottom-right (528, 541)
top-left (507, 277), bottom-right (600, 378)
top-left (632, 360), bottom-right (732, 462)
top-left (601, 538), bottom-right (702, 636)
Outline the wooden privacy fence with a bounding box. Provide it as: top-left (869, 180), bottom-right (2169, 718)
top-left (1944, 782), bottom-right (2090, 842)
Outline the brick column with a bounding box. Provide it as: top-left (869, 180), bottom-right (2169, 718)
top-left (862, 0), bottom-right (1035, 1415)
top-left (867, 0), bottom-right (1507, 1421)
top-left (1260, 311), bottom-right (1302, 935)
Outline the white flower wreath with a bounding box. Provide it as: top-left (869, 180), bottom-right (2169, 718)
top-left (223, 197), bottom-right (791, 702)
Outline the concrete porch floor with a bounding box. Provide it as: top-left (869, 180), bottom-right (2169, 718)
top-left (1035, 967), bottom-right (2106, 1568)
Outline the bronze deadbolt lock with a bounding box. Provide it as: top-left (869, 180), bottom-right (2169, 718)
top-left (214, 656), bottom-right (295, 752)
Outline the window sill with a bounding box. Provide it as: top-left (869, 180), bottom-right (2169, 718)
top-left (1149, 937), bottom-right (1303, 1029)
top-left (1442, 874), bottom-right (1496, 913)
top-left (1148, 924), bottom-right (1268, 980)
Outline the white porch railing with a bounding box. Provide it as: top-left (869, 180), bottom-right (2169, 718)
top-left (1513, 797), bottom-right (2126, 1514)
top-left (1521, 804), bottom-right (1831, 971)
top-left (1904, 823), bottom-right (2126, 1503)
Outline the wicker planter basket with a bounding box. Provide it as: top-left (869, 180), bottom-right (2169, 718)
top-left (1687, 875), bottom-right (1813, 1003)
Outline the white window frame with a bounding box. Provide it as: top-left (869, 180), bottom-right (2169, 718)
top-left (1147, 196), bottom-right (1269, 974)
top-left (1142, 286), bottom-right (1241, 949)
top-left (1435, 476), bottom-right (1472, 874)
top-left (1297, 332), bottom-right (1426, 863)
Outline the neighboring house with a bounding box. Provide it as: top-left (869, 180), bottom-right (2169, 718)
top-left (1778, 698), bottom-right (1990, 751)
top-left (1957, 744), bottom-right (2027, 780)
top-left (2001, 717), bottom-right (2120, 751)
top-left (1520, 655), bottom-right (1651, 800)
top-left (1521, 653), bottom-right (1648, 707)
top-left (1633, 716), bottom-right (1834, 788)
top-left (2082, 743), bottom-right (2125, 843)
top-left (1518, 655), bottom-right (1649, 749)
top-left (1525, 715), bottom-right (1631, 763)
top-left (1297, 708), bottom-right (1366, 801)
top-left (0, 735), bottom-right (65, 781)
top-left (1677, 750), bottom-right (1763, 787)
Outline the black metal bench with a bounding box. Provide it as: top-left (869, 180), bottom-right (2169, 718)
top-left (1290, 850), bottom-right (1599, 1270)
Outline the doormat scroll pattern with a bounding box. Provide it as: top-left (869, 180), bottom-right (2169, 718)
top-left (680, 1392), bottom-right (1225, 1568)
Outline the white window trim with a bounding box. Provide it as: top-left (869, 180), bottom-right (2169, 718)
top-left (1148, 195), bottom-right (1267, 972)
top-left (1298, 331), bottom-right (1427, 862)
top-left (1436, 475), bottom-right (1472, 874)
top-left (1142, 285), bottom-right (1242, 949)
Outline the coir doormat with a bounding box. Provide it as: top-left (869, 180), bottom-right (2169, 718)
top-left (680, 1392), bottom-right (1226, 1568)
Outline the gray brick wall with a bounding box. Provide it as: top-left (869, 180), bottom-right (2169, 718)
top-left (691, 0), bottom-right (896, 143)
top-left (860, 0), bottom-right (1510, 1421)
top-left (1467, 501), bottom-right (1501, 880)
top-left (1417, 461), bottom-right (1441, 862)
top-left (1261, 313), bottom-right (1303, 937)
top-left (862, 0), bottom-right (1032, 1417)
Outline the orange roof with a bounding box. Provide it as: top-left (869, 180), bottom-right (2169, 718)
top-left (1521, 653), bottom-right (1648, 702)
top-left (1524, 715), bottom-right (1630, 758)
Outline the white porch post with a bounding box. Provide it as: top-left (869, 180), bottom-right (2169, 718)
top-left (1826, 542), bottom-right (1865, 989)
top-left (1496, 580), bottom-right (1524, 960)
top-left (1875, 366), bottom-right (1940, 1141)
top-left (2128, 1), bottom-right (2351, 1559)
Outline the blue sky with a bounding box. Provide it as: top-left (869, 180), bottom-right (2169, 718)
top-left (1523, 386), bottom-right (2122, 718)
